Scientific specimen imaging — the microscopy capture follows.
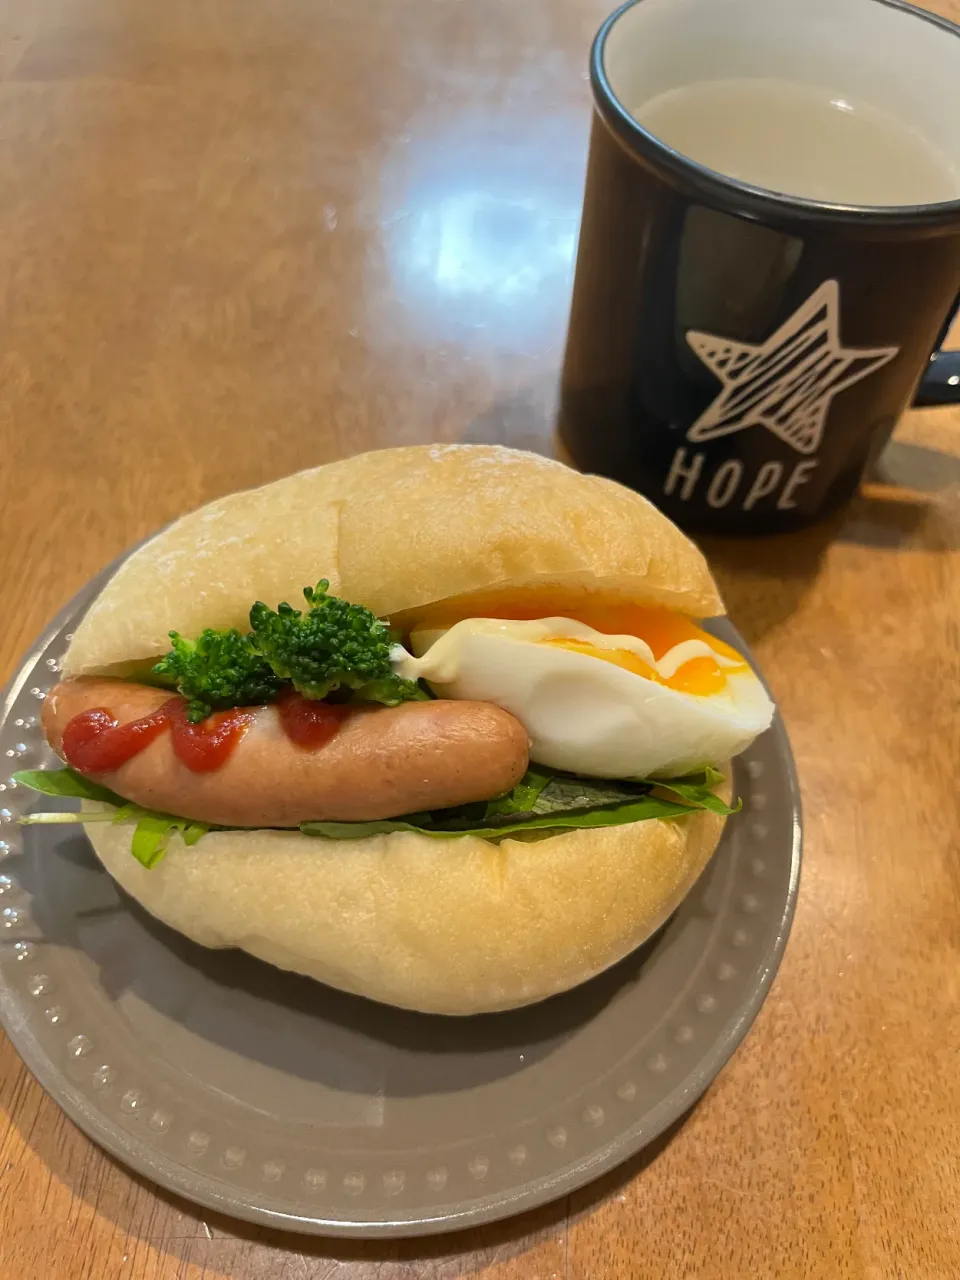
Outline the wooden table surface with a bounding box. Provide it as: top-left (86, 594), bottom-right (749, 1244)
top-left (1, 0), bottom-right (959, 1276)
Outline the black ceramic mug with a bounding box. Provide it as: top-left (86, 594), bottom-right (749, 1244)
top-left (559, 0), bottom-right (960, 534)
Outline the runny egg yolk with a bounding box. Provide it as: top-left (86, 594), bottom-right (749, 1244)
top-left (541, 609), bottom-right (748, 697)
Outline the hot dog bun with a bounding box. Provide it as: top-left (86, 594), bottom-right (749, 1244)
top-left (63, 444), bottom-right (723, 678)
top-left (61, 444), bottom-right (732, 1014)
top-left (83, 785), bottom-right (728, 1015)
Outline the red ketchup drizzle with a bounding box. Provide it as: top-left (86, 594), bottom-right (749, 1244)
top-left (60, 690), bottom-right (352, 776)
top-left (276, 690), bottom-right (351, 749)
top-left (61, 698), bottom-right (257, 775)
top-left (62, 703), bottom-right (174, 773)
top-left (170, 705), bottom-right (258, 773)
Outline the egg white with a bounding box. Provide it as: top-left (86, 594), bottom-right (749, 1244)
top-left (392, 618), bottom-right (774, 779)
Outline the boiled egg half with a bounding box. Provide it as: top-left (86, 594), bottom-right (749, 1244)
top-left (391, 611), bottom-right (773, 779)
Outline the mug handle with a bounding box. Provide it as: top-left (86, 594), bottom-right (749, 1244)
top-left (913, 295), bottom-right (960, 407)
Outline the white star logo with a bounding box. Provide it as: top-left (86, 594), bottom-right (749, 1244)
top-left (685, 280), bottom-right (899, 456)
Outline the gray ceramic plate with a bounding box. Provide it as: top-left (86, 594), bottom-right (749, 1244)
top-left (0, 565), bottom-right (801, 1237)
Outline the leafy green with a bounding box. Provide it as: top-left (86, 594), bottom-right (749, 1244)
top-left (13, 769), bottom-right (215, 869)
top-left (153, 628), bottom-right (282, 723)
top-left (152, 580), bottom-right (426, 720)
top-left (301, 794), bottom-right (708, 842)
top-left (651, 765), bottom-right (736, 816)
top-left (128, 813), bottom-right (190, 869)
top-left (301, 766), bottom-right (736, 842)
top-left (484, 766), bottom-right (554, 816)
top-left (518, 774), bottom-right (652, 815)
top-left (248, 580), bottom-right (426, 706)
top-left (14, 762), bottom-right (736, 863)
top-left (447, 767), bottom-right (732, 826)
top-left (11, 768), bottom-right (125, 805)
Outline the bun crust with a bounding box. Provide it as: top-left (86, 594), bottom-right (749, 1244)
top-left (64, 445), bottom-right (722, 677)
top-left (84, 798), bottom-right (728, 1015)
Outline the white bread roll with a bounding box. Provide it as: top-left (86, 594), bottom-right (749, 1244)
top-left (64, 445), bottom-right (731, 1014)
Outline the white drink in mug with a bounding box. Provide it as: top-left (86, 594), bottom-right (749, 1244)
top-left (633, 76), bottom-right (960, 207)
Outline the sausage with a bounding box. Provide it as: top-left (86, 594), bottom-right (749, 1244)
top-left (42, 679), bottom-right (530, 827)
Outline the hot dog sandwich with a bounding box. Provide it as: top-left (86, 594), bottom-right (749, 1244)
top-left (18, 445), bottom-right (774, 1013)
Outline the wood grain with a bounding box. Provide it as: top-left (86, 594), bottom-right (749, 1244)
top-left (1, 0), bottom-right (959, 1276)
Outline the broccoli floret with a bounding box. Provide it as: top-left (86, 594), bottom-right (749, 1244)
top-left (152, 582), bottom-right (426, 720)
top-left (249, 580), bottom-right (426, 705)
top-left (152, 628), bottom-right (283, 723)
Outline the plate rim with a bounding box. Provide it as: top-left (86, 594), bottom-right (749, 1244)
top-left (0, 563), bottom-right (802, 1238)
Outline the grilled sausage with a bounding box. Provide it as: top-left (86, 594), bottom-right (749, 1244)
top-left (42, 678), bottom-right (530, 827)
